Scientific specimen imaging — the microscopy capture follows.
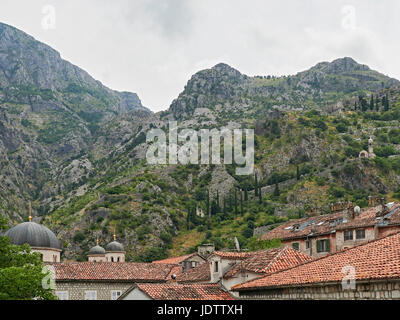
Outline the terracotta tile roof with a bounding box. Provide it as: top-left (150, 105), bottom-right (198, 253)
top-left (233, 231), bottom-right (400, 291)
top-left (52, 262), bottom-right (178, 282)
top-left (261, 204), bottom-right (400, 241)
top-left (223, 247), bottom-right (312, 278)
top-left (176, 262), bottom-right (211, 283)
top-left (212, 251), bottom-right (251, 260)
top-left (152, 253), bottom-right (203, 265)
top-left (135, 283), bottom-right (234, 300)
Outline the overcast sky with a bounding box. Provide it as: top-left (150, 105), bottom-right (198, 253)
top-left (0, 0), bottom-right (399, 112)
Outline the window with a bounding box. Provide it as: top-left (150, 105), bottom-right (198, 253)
top-left (111, 257), bottom-right (114, 262)
top-left (356, 229), bottom-right (366, 239)
top-left (214, 261), bottom-right (219, 273)
top-left (55, 291), bottom-right (69, 300)
top-left (191, 261), bottom-right (197, 268)
top-left (111, 290), bottom-right (122, 300)
top-left (292, 242), bottom-right (299, 251)
top-left (344, 230), bottom-right (353, 241)
top-left (306, 240), bottom-right (311, 249)
top-left (316, 239), bottom-right (330, 253)
top-left (85, 291), bottom-right (97, 300)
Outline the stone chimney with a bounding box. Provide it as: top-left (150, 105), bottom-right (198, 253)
top-left (198, 244), bottom-right (215, 258)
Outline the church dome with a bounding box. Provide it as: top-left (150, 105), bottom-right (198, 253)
top-left (88, 245), bottom-right (106, 255)
top-left (5, 222), bottom-right (60, 250)
top-left (106, 241), bottom-right (124, 252)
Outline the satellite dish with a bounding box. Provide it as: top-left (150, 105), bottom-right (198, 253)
top-left (234, 237), bottom-right (240, 252)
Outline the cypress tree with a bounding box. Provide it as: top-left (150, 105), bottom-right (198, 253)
top-left (296, 165), bottom-right (300, 181)
top-left (258, 186), bottom-right (262, 204)
top-left (273, 183), bottom-right (280, 197)
top-left (234, 188), bottom-right (238, 216)
top-left (254, 175), bottom-right (258, 196)
top-left (240, 189), bottom-right (244, 215)
top-left (206, 189), bottom-right (210, 218)
top-left (370, 95), bottom-right (374, 111)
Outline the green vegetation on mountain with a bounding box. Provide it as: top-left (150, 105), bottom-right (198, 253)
top-left (2, 22), bottom-right (400, 261)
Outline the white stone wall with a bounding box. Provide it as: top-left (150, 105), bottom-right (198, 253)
top-left (32, 247), bottom-right (60, 263)
top-left (55, 281), bottom-right (133, 300)
top-left (105, 252), bottom-right (125, 262)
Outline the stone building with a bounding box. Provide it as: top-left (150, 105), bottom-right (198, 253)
top-left (261, 201), bottom-right (400, 258)
top-left (359, 136), bottom-right (376, 159)
top-left (233, 232), bottom-right (400, 299)
top-left (152, 252), bottom-right (206, 272)
top-left (208, 247), bottom-right (312, 295)
top-left (52, 262), bottom-right (181, 300)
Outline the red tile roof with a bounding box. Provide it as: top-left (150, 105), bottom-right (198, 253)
top-left (52, 262), bottom-right (178, 282)
top-left (212, 251), bottom-right (251, 260)
top-left (152, 253), bottom-right (204, 265)
top-left (233, 231), bottom-right (400, 291)
top-left (222, 247), bottom-right (312, 278)
top-left (176, 262), bottom-right (211, 283)
top-left (261, 204), bottom-right (400, 241)
top-left (135, 283), bottom-right (234, 300)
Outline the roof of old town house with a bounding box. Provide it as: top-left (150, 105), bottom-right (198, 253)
top-left (152, 253), bottom-right (205, 265)
top-left (52, 262), bottom-right (180, 282)
top-left (176, 261), bottom-right (211, 283)
top-left (122, 283), bottom-right (234, 300)
top-left (211, 251), bottom-right (252, 260)
top-left (222, 247), bottom-right (312, 278)
top-left (233, 231), bottom-right (400, 291)
top-left (261, 203), bottom-right (400, 241)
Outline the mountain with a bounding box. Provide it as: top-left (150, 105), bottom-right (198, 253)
top-left (2, 22), bottom-right (400, 261)
top-left (0, 22), bottom-right (150, 225)
top-left (170, 57), bottom-right (398, 120)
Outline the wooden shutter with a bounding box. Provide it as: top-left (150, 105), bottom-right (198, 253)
top-left (325, 239), bottom-right (330, 252)
top-left (316, 240), bottom-right (321, 252)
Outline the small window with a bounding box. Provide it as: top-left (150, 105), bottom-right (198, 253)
top-left (111, 257), bottom-right (114, 262)
top-left (292, 242), bottom-right (299, 251)
top-left (85, 291), bottom-right (97, 300)
top-left (55, 291), bottom-right (69, 300)
top-left (117, 257), bottom-right (120, 262)
top-left (214, 261), bottom-right (219, 273)
top-left (344, 230), bottom-right (353, 241)
top-left (192, 261), bottom-right (197, 268)
top-left (111, 290), bottom-right (122, 300)
top-left (316, 239), bottom-right (330, 253)
top-left (356, 229), bottom-right (365, 239)
top-left (306, 240), bottom-right (310, 249)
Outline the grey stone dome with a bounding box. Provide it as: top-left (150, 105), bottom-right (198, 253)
top-left (106, 241), bottom-right (124, 252)
top-left (5, 222), bottom-right (60, 250)
top-left (88, 245), bottom-right (105, 255)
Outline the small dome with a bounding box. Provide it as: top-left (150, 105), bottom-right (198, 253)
top-left (5, 222), bottom-right (60, 250)
top-left (88, 245), bottom-right (105, 255)
top-left (106, 241), bottom-right (124, 252)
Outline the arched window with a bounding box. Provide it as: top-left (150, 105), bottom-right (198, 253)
top-left (117, 257), bottom-right (120, 262)
top-left (111, 257), bottom-right (114, 262)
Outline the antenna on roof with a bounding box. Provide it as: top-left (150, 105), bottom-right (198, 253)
top-left (234, 237), bottom-right (240, 252)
